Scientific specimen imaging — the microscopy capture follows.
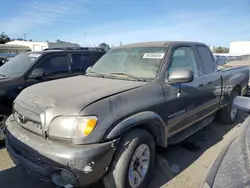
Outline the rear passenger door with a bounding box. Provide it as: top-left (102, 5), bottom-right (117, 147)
top-left (70, 52), bottom-right (104, 76)
top-left (195, 45), bottom-right (221, 114)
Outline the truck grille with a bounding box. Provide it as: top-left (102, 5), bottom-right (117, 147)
top-left (13, 103), bottom-right (43, 136)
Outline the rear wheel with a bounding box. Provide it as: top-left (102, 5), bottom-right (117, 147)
top-left (218, 90), bottom-right (239, 124)
top-left (103, 129), bottom-right (155, 188)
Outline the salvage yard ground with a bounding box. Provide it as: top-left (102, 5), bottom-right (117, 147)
top-left (0, 112), bottom-right (247, 188)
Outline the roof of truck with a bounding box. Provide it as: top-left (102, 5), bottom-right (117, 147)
top-left (114, 41), bottom-right (206, 49)
top-left (23, 47), bottom-right (106, 56)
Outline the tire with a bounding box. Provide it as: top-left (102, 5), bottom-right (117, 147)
top-left (103, 129), bottom-right (155, 188)
top-left (218, 90), bottom-right (239, 124)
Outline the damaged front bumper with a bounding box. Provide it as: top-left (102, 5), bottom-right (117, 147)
top-left (5, 116), bottom-right (119, 187)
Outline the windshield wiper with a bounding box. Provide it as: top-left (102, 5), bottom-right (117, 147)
top-left (86, 71), bottom-right (104, 78)
top-left (110, 72), bottom-right (146, 81)
top-left (0, 74), bottom-right (6, 77)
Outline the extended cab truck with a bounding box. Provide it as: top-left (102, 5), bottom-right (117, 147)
top-left (5, 41), bottom-right (249, 188)
top-left (0, 47), bottom-right (105, 141)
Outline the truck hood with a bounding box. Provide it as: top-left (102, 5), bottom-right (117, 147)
top-left (15, 75), bottom-right (148, 115)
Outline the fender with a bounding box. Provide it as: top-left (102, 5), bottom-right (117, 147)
top-left (106, 111), bottom-right (168, 147)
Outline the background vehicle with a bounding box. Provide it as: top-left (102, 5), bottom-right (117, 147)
top-left (201, 96), bottom-right (250, 188)
top-left (5, 41), bottom-right (249, 188)
top-left (0, 57), bottom-right (7, 66)
top-left (0, 53), bottom-right (17, 65)
top-left (0, 47), bottom-right (105, 141)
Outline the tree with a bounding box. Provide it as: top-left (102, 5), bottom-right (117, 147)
top-left (0, 32), bottom-right (11, 44)
top-left (221, 47), bottom-right (229, 53)
top-left (16, 38), bottom-right (25, 41)
top-left (56, 39), bottom-right (71, 43)
top-left (56, 39), bottom-right (65, 43)
top-left (213, 46), bottom-right (229, 53)
top-left (98, 43), bottom-right (111, 51)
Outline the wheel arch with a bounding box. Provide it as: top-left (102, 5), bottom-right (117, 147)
top-left (105, 111), bottom-right (168, 147)
top-left (233, 85), bottom-right (241, 95)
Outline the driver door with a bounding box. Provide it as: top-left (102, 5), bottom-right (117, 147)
top-left (25, 53), bottom-right (71, 88)
top-left (161, 46), bottom-right (207, 136)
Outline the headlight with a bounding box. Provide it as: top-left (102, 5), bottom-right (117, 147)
top-left (48, 116), bottom-right (98, 139)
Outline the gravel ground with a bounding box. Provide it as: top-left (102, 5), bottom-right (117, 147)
top-left (0, 113), bottom-right (247, 188)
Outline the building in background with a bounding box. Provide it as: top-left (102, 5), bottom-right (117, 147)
top-left (229, 41), bottom-right (250, 55)
top-left (0, 44), bottom-right (30, 54)
top-left (5, 40), bottom-right (80, 52)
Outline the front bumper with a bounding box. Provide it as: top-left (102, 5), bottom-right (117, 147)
top-left (5, 116), bottom-right (119, 187)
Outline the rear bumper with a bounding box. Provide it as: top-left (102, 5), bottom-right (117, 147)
top-left (5, 116), bottom-right (119, 187)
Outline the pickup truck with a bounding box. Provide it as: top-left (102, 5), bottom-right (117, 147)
top-left (5, 41), bottom-right (249, 188)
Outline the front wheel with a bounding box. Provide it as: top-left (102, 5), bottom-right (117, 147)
top-left (103, 129), bottom-right (155, 188)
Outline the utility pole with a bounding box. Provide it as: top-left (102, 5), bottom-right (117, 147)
top-left (84, 32), bottom-right (87, 47)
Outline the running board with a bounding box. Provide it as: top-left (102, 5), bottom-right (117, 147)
top-left (168, 115), bottom-right (215, 145)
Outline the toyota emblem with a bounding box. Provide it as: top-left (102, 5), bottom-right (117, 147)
top-left (17, 114), bottom-right (26, 124)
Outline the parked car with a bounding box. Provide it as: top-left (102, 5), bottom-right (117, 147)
top-left (0, 57), bottom-right (7, 66)
top-left (5, 41), bottom-right (249, 188)
top-left (0, 47), bottom-right (105, 141)
top-left (201, 96), bottom-right (250, 188)
top-left (0, 53), bottom-right (18, 65)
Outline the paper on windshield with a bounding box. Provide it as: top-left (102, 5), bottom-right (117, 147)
top-left (143, 53), bottom-right (165, 59)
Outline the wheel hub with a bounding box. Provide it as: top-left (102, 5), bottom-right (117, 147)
top-left (128, 144), bottom-right (150, 188)
top-left (230, 107), bottom-right (238, 120)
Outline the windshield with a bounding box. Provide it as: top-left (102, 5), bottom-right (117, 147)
top-left (0, 53), bottom-right (41, 78)
top-left (88, 47), bottom-right (167, 80)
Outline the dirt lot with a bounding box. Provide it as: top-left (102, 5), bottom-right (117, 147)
top-left (0, 113), bottom-right (247, 188)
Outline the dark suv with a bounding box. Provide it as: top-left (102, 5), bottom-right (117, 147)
top-left (0, 47), bottom-right (105, 140)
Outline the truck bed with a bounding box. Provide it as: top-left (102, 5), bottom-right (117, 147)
top-left (219, 62), bottom-right (250, 98)
top-left (218, 60), bottom-right (250, 70)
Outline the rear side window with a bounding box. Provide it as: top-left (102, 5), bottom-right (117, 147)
top-left (71, 53), bottom-right (103, 73)
top-left (196, 46), bottom-right (215, 74)
top-left (50, 55), bottom-right (69, 74)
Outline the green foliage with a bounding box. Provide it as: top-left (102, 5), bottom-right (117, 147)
top-left (98, 43), bottom-right (111, 51)
top-left (0, 32), bottom-right (11, 44)
top-left (213, 46), bottom-right (229, 53)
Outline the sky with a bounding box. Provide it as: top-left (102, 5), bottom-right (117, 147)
top-left (0, 0), bottom-right (249, 47)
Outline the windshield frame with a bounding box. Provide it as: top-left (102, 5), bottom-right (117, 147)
top-left (86, 47), bottom-right (168, 82)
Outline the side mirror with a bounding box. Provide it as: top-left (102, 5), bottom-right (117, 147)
top-left (29, 68), bottom-right (45, 79)
top-left (233, 96), bottom-right (250, 114)
top-left (168, 69), bottom-right (194, 84)
top-left (86, 66), bottom-right (92, 73)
